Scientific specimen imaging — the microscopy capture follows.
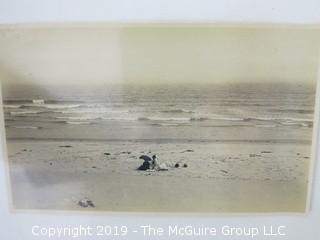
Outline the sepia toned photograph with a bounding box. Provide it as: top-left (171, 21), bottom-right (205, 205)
top-left (0, 24), bottom-right (318, 213)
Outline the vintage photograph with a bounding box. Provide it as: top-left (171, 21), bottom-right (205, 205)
top-left (0, 25), bottom-right (318, 212)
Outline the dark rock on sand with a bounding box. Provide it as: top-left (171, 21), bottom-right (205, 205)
top-left (183, 163), bottom-right (188, 168)
top-left (182, 149), bottom-right (194, 153)
top-left (78, 200), bottom-right (88, 208)
top-left (249, 154), bottom-right (261, 157)
top-left (78, 198), bottom-right (95, 208)
top-left (59, 145), bottom-right (72, 148)
top-left (175, 163), bottom-right (180, 168)
top-left (261, 151), bottom-right (272, 153)
top-left (121, 151), bottom-right (131, 154)
top-left (221, 170), bottom-right (228, 174)
top-left (87, 200), bottom-right (95, 207)
top-left (104, 152), bottom-right (111, 156)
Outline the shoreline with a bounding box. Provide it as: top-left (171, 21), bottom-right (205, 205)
top-left (5, 137), bottom-right (312, 145)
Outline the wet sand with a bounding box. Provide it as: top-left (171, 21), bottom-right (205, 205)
top-left (7, 140), bottom-right (310, 213)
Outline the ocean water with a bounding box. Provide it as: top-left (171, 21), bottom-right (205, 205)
top-left (2, 83), bottom-right (316, 143)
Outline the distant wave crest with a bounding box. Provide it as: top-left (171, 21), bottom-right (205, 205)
top-left (137, 117), bottom-right (190, 122)
top-left (10, 126), bottom-right (40, 129)
top-left (66, 121), bottom-right (93, 125)
top-left (4, 104), bottom-right (23, 109)
top-left (22, 103), bottom-right (82, 109)
top-left (10, 111), bottom-right (47, 115)
top-left (160, 109), bottom-right (194, 114)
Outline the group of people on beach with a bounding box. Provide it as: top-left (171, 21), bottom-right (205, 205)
top-left (137, 154), bottom-right (188, 171)
top-left (137, 154), bottom-right (168, 171)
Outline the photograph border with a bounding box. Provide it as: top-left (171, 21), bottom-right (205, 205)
top-left (0, 1), bottom-right (320, 239)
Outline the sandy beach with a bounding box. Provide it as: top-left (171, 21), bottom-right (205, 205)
top-left (7, 139), bottom-right (310, 212)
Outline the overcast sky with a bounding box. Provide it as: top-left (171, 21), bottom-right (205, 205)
top-left (0, 25), bottom-right (319, 86)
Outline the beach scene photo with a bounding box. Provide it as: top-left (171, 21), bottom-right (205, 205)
top-left (0, 25), bottom-right (318, 213)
